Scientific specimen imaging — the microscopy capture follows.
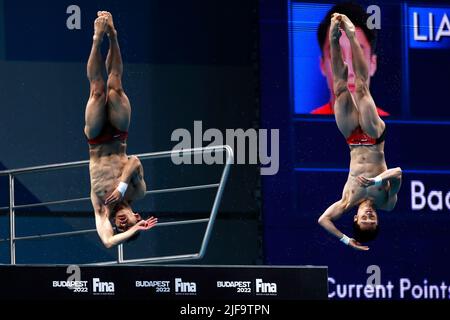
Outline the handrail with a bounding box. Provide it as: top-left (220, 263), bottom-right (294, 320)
top-left (0, 218), bottom-right (210, 242)
top-left (0, 145), bottom-right (233, 176)
top-left (3, 145), bottom-right (233, 265)
top-left (0, 183), bottom-right (219, 212)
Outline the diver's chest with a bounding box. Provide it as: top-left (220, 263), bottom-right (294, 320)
top-left (348, 184), bottom-right (388, 204)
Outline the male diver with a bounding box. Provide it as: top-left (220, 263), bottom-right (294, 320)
top-left (85, 11), bottom-right (157, 248)
top-left (317, 13), bottom-right (402, 251)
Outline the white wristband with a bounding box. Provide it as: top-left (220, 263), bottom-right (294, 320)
top-left (117, 182), bottom-right (128, 197)
top-left (340, 234), bottom-right (351, 245)
top-left (374, 176), bottom-right (383, 187)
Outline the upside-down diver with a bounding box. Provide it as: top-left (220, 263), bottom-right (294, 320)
top-left (318, 13), bottom-right (402, 250)
top-left (84, 11), bottom-right (157, 248)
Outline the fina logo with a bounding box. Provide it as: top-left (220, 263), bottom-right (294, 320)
top-left (175, 278), bottom-right (197, 295)
top-left (409, 6), bottom-right (450, 49)
top-left (93, 278), bottom-right (115, 295)
top-left (255, 279), bottom-right (277, 295)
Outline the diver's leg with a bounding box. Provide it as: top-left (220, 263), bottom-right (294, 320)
top-left (330, 14), bottom-right (359, 138)
top-left (84, 16), bottom-right (108, 139)
top-left (340, 14), bottom-right (385, 138)
top-left (99, 11), bottom-right (131, 132)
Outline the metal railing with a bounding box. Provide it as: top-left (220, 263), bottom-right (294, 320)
top-left (0, 145), bottom-right (233, 265)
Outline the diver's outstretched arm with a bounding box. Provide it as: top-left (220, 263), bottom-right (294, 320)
top-left (91, 192), bottom-right (157, 248)
top-left (318, 200), bottom-right (369, 251)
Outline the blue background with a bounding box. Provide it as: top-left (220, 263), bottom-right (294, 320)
top-left (289, 2), bottom-right (332, 114)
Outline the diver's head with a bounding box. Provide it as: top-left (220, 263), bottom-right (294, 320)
top-left (113, 202), bottom-right (142, 233)
top-left (353, 200), bottom-right (379, 242)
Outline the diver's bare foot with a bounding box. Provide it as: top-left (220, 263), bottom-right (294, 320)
top-left (330, 13), bottom-right (343, 43)
top-left (330, 13), bottom-right (349, 82)
top-left (98, 11), bottom-right (117, 39)
top-left (339, 14), bottom-right (356, 39)
top-left (93, 16), bottom-right (108, 44)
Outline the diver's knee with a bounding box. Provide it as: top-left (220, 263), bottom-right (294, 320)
top-left (355, 78), bottom-right (369, 97)
top-left (334, 80), bottom-right (349, 98)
